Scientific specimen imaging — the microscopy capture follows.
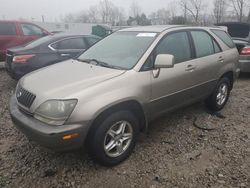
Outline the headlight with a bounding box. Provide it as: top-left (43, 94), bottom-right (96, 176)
top-left (34, 99), bottom-right (77, 126)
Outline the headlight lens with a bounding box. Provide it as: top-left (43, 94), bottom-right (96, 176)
top-left (34, 99), bottom-right (77, 126)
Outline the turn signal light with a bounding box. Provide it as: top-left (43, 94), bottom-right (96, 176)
top-left (63, 133), bottom-right (80, 140)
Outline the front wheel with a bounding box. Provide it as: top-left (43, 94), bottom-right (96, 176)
top-left (205, 77), bottom-right (231, 111)
top-left (88, 111), bottom-right (139, 166)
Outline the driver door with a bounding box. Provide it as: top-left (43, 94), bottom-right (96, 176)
top-left (150, 31), bottom-right (198, 117)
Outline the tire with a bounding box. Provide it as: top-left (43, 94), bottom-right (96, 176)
top-left (205, 77), bottom-right (231, 112)
top-left (88, 111), bottom-right (139, 166)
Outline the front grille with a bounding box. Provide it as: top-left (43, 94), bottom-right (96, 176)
top-left (16, 85), bottom-right (36, 108)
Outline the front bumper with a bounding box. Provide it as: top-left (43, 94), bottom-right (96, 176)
top-left (239, 60), bottom-right (250, 73)
top-left (9, 95), bottom-right (90, 151)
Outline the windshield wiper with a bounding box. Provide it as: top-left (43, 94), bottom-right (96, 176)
top-left (76, 58), bottom-right (124, 70)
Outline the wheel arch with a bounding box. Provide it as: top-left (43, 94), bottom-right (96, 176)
top-left (86, 100), bottom-right (148, 144)
top-left (220, 71), bottom-right (234, 90)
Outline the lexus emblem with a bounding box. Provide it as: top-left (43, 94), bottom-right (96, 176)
top-left (17, 91), bottom-right (23, 98)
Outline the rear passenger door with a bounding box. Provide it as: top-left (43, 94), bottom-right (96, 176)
top-left (50, 37), bottom-right (88, 60)
top-left (189, 30), bottom-right (223, 97)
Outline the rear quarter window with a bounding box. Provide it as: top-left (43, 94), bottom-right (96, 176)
top-left (0, 22), bottom-right (16, 35)
top-left (211, 30), bottom-right (235, 48)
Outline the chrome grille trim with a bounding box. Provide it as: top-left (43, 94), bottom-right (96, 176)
top-left (16, 85), bottom-right (36, 108)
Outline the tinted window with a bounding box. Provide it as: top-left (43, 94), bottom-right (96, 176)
top-left (155, 32), bottom-right (191, 63)
top-left (191, 31), bottom-right (215, 58)
top-left (211, 30), bottom-right (235, 48)
top-left (0, 22), bottom-right (16, 35)
top-left (52, 38), bottom-right (87, 50)
top-left (21, 23), bottom-right (43, 36)
top-left (86, 37), bottom-right (100, 46)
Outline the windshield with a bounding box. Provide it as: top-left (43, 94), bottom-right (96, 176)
top-left (78, 31), bottom-right (158, 70)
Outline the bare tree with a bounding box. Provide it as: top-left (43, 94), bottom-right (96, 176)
top-left (180, 0), bottom-right (205, 24)
top-left (149, 8), bottom-right (171, 25)
top-left (88, 5), bottom-right (99, 23)
top-left (213, 0), bottom-right (228, 23)
top-left (130, 2), bottom-right (142, 17)
top-left (230, 0), bottom-right (248, 22)
top-left (98, 0), bottom-right (124, 25)
top-left (99, 0), bottom-right (113, 23)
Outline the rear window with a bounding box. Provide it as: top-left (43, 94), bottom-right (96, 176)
top-left (52, 37), bottom-right (87, 50)
top-left (86, 37), bottom-right (100, 46)
top-left (0, 22), bottom-right (16, 35)
top-left (24, 35), bottom-right (53, 48)
top-left (211, 30), bottom-right (235, 48)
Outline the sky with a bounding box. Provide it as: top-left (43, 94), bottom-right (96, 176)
top-left (0, 0), bottom-right (213, 22)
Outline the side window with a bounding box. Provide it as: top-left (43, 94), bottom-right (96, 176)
top-left (191, 31), bottom-right (215, 58)
top-left (86, 37), bottom-right (100, 46)
top-left (52, 38), bottom-right (87, 50)
top-left (21, 23), bottom-right (43, 36)
top-left (0, 22), bottom-right (16, 35)
top-left (155, 32), bottom-right (192, 63)
top-left (211, 29), bottom-right (235, 48)
top-left (213, 40), bottom-right (221, 53)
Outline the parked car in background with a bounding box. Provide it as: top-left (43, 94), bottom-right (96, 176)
top-left (0, 20), bottom-right (50, 61)
top-left (5, 34), bottom-right (101, 79)
top-left (216, 22), bottom-right (250, 73)
top-left (10, 26), bottom-right (239, 166)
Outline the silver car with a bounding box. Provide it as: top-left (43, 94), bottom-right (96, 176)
top-left (10, 25), bottom-right (240, 166)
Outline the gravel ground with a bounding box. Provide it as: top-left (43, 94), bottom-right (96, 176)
top-left (0, 69), bottom-right (249, 188)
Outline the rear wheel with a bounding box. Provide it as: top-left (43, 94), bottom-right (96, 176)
top-left (88, 111), bottom-right (139, 166)
top-left (205, 77), bottom-right (231, 111)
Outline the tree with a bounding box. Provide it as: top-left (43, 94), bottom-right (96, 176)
top-left (230, 0), bottom-right (248, 22)
top-left (180, 0), bottom-right (205, 24)
top-left (149, 8), bottom-right (171, 25)
top-left (127, 13), bottom-right (151, 26)
top-left (130, 2), bottom-right (142, 18)
top-left (63, 14), bottom-right (75, 23)
top-left (99, 0), bottom-right (114, 23)
top-left (213, 0), bottom-right (228, 23)
top-left (88, 5), bottom-right (99, 23)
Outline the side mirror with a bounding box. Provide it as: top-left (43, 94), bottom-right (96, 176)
top-left (155, 54), bottom-right (175, 69)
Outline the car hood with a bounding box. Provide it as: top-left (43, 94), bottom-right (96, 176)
top-left (20, 59), bottom-right (126, 99)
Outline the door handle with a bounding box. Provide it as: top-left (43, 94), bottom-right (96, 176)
top-left (61, 53), bottom-right (71, 57)
top-left (185, 64), bottom-right (196, 72)
top-left (218, 56), bottom-right (224, 63)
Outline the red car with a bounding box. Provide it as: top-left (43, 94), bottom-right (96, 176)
top-left (0, 20), bottom-right (50, 61)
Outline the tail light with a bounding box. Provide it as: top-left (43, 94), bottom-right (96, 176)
top-left (13, 55), bottom-right (35, 64)
top-left (240, 47), bottom-right (250, 56)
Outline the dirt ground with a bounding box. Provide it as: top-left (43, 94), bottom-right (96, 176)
top-left (0, 69), bottom-right (249, 188)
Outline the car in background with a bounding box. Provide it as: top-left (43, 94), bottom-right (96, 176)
top-left (10, 25), bottom-right (239, 166)
top-left (216, 22), bottom-right (250, 73)
top-left (0, 20), bottom-right (50, 61)
top-left (5, 34), bottom-right (101, 79)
